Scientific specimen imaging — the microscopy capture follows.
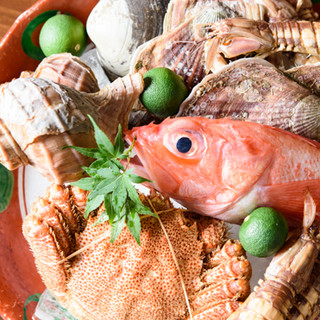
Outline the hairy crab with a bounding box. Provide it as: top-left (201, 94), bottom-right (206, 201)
top-left (23, 185), bottom-right (252, 320)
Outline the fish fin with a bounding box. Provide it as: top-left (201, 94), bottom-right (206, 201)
top-left (261, 179), bottom-right (320, 224)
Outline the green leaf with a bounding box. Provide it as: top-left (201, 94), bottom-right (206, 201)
top-left (69, 116), bottom-right (157, 244)
top-left (85, 194), bottom-right (104, 217)
top-left (70, 177), bottom-right (96, 190)
top-left (136, 203), bottom-right (157, 218)
top-left (23, 293), bottom-right (41, 320)
top-left (97, 167), bottom-right (118, 179)
top-left (127, 170), bottom-right (152, 184)
top-left (81, 166), bottom-right (100, 178)
top-left (126, 209), bottom-right (141, 245)
top-left (88, 115), bottom-right (115, 156)
top-left (63, 145), bottom-right (101, 158)
top-left (114, 124), bottom-right (125, 157)
top-left (89, 178), bottom-right (120, 200)
top-left (112, 176), bottom-right (127, 212)
top-left (110, 215), bottom-right (126, 243)
top-left (93, 210), bottom-right (110, 226)
top-left (89, 159), bottom-right (108, 169)
top-left (123, 175), bottom-right (141, 203)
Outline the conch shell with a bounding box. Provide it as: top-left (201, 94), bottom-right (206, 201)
top-left (86, 0), bottom-right (170, 80)
top-left (21, 53), bottom-right (100, 93)
top-left (0, 73), bottom-right (144, 184)
top-left (177, 58), bottom-right (320, 141)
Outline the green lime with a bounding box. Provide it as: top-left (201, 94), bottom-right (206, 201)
top-left (140, 67), bottom-right (188, 118)
top-left (239, 207), bottom-right (288, 258)
top-left (39, 14), bottom-right (87, 57)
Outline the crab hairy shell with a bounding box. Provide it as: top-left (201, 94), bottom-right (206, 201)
top-left (23, 186), bottom-right (251, 320)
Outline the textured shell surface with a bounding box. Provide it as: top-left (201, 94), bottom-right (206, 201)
top-left (163, 0), bottom-right (302, 33)
top-left (0, 163), bottom-right (13, 213)
top-left (33, 53), bottom-right (100, 93)
top-left (23, 187), bottom-right (252, 320)
top-left (0, 78), bottom-right (95, 150)
top-left (0, 73), bottom-right (144, 183)
top-left (131, 18), bottom-right (208, 89)
top-left (164, 0), bottom-right (265, 32)
top-left (177, 58), bottom-right (320, 141)
top-left (86, 0), bottom-right (170, 79)
top-left (286, 62), bottom-right (320, 96)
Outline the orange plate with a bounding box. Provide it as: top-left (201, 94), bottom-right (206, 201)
top-left (0, 0), bottom-right (98, 84)
top-left (0, 1), bottom-right (98, 319)
top-left (1, 2), bottom-right (320, 320)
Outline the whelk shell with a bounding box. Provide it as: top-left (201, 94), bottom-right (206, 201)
top-left (177, 58), bottom-right (320, 141)
top-left (86, 0), bottom-right (170, 80)
top-left (32, 53), bottom-right (100, 93)
top-left (0, 73), bottom-right (144, 183)
top-left (20, 53), bottom-right (100, 93)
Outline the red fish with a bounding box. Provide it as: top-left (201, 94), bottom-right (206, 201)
top-left (125, 117), bottom-right (320, 224)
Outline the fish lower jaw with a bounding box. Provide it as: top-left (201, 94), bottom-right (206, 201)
top-left (214, 187), bottom-right (261, 224)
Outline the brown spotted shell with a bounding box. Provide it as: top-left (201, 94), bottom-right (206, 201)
top-left (177, 58), bottom-right (320, 141)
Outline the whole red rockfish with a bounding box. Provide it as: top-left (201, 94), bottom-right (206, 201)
top-left (125, 117), bottom-right (320, 224)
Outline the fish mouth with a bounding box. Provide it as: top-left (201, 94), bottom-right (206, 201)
top-left (128, 153), bottom-right (152, 182)
top-left (124, 131), bottom-right (153, 183)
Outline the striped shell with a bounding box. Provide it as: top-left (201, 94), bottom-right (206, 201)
top-left (21, 53), bottom-right (99, 93)
top-left (163, 0), bottom-right (300, 33)
top-left (0, 73), bottom-right (144, 184)
top-left (33, 53), bottom-right (100, 93)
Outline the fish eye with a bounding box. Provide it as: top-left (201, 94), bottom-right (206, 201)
top-left (163, 127), bottom-right (206, 159)
top-left (176, 137), bottom-right (192, 153)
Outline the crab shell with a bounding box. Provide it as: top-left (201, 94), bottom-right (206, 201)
top-left (23, 185), bottom-right (252, 320)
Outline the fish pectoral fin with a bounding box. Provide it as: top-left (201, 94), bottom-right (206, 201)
top-left (221, 132), bottom-right (273, 194)
top-left (260, 179), bottom-right (320, 224)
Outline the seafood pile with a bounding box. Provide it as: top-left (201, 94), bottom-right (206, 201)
top-left (23, 186), bottom-right (252, 320)
top-left (1, 0), bottom-right (320, 320)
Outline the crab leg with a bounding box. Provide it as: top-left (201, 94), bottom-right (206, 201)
top-left (22, 184), bottom-right (87, 296)
top-left (227, 193), bottom-right (320, 320)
